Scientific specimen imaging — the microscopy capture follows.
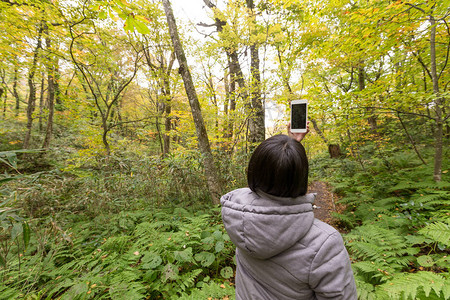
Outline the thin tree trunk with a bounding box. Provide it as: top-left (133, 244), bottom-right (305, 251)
top-left (163, 75), bottom-right (172, 156)
top-left (13, 66), bottom-right (20, 115)
top-left (43, 33), bottom-right (56, 150)
top-left (162, 0), bottom-right (222, 204)
top-left (203, 0), bottom-right (243, 144)
top-left (246, 0), bottom-right (265, 144)
top-left (397, 112), bottom-right (427, 165)
top-left (430, 15), bottom-right (443, 182)
top-left (155, 115), bottom-right (164, 155)
top-left (225, 54), bottom-right (237, 140)
top-left (346, 116), bottom-right (365, 171)
top-left (310, 118), bottom-right (329, 145)
top-left (223, 67), bottom-right (230, 140)
top-left (23, 23), bottom-right (44, 149)
top-left (0, 87), bottom-right (5, 118)
top-left (39, 74), bottom-right (45, 132)
top-left (358, 65), bottom-right (377, 131)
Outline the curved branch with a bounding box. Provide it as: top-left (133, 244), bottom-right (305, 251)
top-left (438, 19), bottom-right (450, 80)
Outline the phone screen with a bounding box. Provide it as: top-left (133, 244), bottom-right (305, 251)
top-left (291, 103), bottom-right (307, 130)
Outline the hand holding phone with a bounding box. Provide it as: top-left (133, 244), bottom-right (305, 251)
top-left (288, 121), bottom-right (309, 142)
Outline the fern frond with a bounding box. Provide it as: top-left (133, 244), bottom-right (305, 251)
top-left (419, 221), bottom-right (450, 247)
top-left (354, 277), bottom-right (378, 300)
top-left (388, 181), bottom-right (444, 192)
top-left (331, 212), bottom-right (357, 228)
top-left (376, 271), bottom-right (450, 300)
top-left (346, 225), bottom-right (417, 272)
top-left (352, 261), bottom-right (393, 281)
top-left (177, 281), bottom-right (235, 300)
top-left (373, 197), bottom-right (400, 209)
top-left (414, 191), bottom-right (450, 206)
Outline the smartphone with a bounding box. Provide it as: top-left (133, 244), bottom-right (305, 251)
top-left (290, 100), bottom-right (308, 133)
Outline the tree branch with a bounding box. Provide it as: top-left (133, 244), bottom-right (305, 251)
top-left (438, 19), bottom-right (450, 80)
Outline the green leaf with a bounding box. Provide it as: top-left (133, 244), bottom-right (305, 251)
top-left (143, 270), bottom-right (158, 283)
top-left (174, 247), bottom-right (193, 263)
top-left (11, 222), bottom-right (22, 241)
top-left (4, 152), bottom-right (17, 169)
top-left (134, 18), bottom-right (150, 34)
top-left (417, 255), bottom-right (434, 267)
top-left (124, 16), bottom-right (134, 32)
top-left (22, 221), bottom-right (30, 249)
top-left (419, 221), bottom-right (450, 247)
top-left (162, 263), bottom-right (179, 282)
top-left (212, 230), bottom-right (223, 240)
top-left (215, 241), bottom-right (224, 253)
top-left (0, 254), bottom-right (5, 267)
top-left (142, 252), bottom-right (162, 269)
top-left (220, 266), bottom-right (233, 279)
top-left (194, 251), bottom-right (215, 267)
top-left (0, 177), bottom-right (18, 184)
top-left (98, 10), bottom-right (108, 20)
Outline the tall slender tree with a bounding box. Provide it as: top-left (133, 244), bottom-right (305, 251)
top-left (162, 0), bottom-right (223, 204)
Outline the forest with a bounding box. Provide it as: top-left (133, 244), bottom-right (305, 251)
top-left (0, 0), bottom-right (449, 299)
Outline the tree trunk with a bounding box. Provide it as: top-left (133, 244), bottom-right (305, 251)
top-left (0, 87), bottom-right (5, 118)
top-left (143, 46), bottom-right (174, 156)
top-left (162, 74), bottom-right (172, 156)
top-left (246, 0), bottom-right (265, 144)
top-left (23, 23), bottom-right (44, 149)
top-left (397, 112), bottom-right (426, 165)
top-left (39, 74), bottom-right (45, 132)
top-left (429, 15), bottom-right (443, 182)
top-left (155, 115), bottom-right (164, 155)
top-left (162, 0), bottom-right (223, 204)
top-left (102, 117), bottom-right (111, 156)
top-left (42, 70), bottom-right (55, 149)
top-left (223, 67), bottom-right (231, 139)
top-left (43, 34), bottom-right (56, 150)
top-left (203, 0), bottom-right (244, 144)
top-left (358, 65), bottom-right (377, 131)
top-left (13, 66), bottom-right (20, 115)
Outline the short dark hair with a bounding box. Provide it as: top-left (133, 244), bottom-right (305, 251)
top-left (247, 134), bottom-right (308, 197)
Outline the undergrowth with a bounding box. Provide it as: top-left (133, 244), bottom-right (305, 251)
top-left (0, 207), bottom-right (235, 299)
top-left (1, 137), bottom-right (449, 299)
top-left (311, 147), bottom-right (450, 300)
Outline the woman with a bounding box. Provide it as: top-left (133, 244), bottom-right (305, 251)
top-left (220, 126), bottom-right (357, 300)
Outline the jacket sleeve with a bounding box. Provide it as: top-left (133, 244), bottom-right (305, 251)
top-left (309, 231), bottom-right (357, 300)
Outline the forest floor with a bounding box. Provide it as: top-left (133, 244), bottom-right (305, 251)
top-left (308, 181), bottom-right (346, 232)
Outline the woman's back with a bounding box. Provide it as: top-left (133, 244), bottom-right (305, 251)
top-left (221, 188), bottom-right (357, 300)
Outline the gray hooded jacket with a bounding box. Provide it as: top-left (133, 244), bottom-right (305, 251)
top-left (221, 188), bottom-right (357, 300)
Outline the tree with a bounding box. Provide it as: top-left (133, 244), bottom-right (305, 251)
top-left (202, 0), bottom-right (266, 147)
top-left (138, 3), bottom-right (177, 156)
top-left (68, 14), bottom-right (142, 155)
top-left (162, 0), bottom-right (223, 204)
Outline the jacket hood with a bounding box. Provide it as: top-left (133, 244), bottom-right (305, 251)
top-left (221, 188), bottom-right (315, 260)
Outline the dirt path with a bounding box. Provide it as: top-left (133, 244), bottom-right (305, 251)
top-left (308, 181), bottom-right (344, 230)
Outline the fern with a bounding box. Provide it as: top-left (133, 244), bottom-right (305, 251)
top-left (346, 225), bottom-right (419, 274)
top-left (352, 261), bottom-right (393, 282)
top-left (331, 212), bottom-right (357, 228)
top-left (376, 271), bottom-right (450, 300)
top-left (419, 221), bottom-right (450, 247)
top-left (177, 281), bottom-right (235, 300)
top-left (354, 277), bottom-right (377, 300)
